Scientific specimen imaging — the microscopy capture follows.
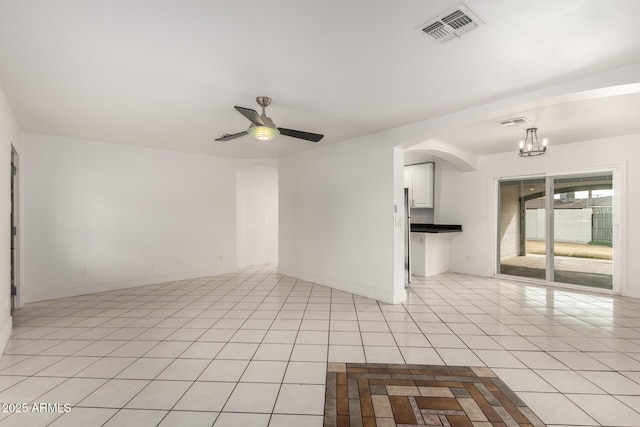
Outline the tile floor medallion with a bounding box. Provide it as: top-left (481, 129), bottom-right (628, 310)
top-left (324, 362), bottom-right (545, 427)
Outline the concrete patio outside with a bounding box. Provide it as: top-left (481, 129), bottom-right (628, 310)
top-left (500, 254), bottom-right (613, 289)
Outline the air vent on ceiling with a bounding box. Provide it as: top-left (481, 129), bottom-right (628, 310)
top-left (418, 3), bottom-right (484, 43)
top-left (500, 117), bottom-right (531, 127)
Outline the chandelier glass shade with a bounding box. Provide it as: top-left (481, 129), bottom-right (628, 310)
top-left (518, 128), bottom-right (547, 157)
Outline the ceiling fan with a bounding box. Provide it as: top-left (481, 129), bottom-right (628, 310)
top-left (215, 96), bottom-right (324, 143)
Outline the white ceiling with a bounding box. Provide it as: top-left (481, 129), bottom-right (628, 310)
top-left (1, 0), bottom-right (640, 158)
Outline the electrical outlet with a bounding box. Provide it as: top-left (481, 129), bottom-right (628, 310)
top-left (218, 255), bottom-right (224, 261)
top-left (81, 268), bottom-right (88, 277)
top-left (151, 261), bottom-right (157, 269)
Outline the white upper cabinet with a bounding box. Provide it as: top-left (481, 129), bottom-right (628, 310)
top-left (404, 163), bottom-right (434, 208)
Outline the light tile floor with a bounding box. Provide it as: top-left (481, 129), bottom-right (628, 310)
top-left (1, 265), bottom-right (640, 426)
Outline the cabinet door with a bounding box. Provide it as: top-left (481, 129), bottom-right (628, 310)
top-left (404, 165), bottom-right (414, 207)
top-left (412, 163), bottom-right (433, 208)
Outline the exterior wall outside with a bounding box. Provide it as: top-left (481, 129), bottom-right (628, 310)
top-left (499, 185), bottom-right (519, 260)
top-left (526, 208), bottom-right (593, 243)
top-left (526, 208), bottom-right (545, 242)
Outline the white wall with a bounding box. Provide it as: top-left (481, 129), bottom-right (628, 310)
top-left (236, 162), bottom-right (279, 268)
top-left (22, 134), bottom-right (238, 303)
top-left (440, 134), bottom-right (640, 297)
top-left (0, 84), bottom-right (23, 354)
top-left (410, 208), bottom-right (434, 223)
top-left (279, 135), bottom-right (403, 304)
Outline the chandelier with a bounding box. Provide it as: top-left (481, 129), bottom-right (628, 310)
top-left (518, 128), bottom-right (547, 157)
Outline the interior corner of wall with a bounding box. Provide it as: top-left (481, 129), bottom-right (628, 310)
top-left (625, 281), bottom-right (639, 298)
top-left (448, 264), bottom-right (492, 278)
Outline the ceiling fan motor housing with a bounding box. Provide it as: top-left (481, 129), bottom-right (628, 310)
top-left (256, 96), bottom-right (272, 108)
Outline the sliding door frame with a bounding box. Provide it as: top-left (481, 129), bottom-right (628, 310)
top-left (545, 176), bottom-right (555, 284)
top-left (493, 164), bottom-right (626, 295)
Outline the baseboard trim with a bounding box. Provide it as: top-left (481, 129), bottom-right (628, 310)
top-left (21, 266), bottom-right (237, 304)
top-left (0, 316), bottom-right (12, 356)
top-left (277, 266), bottom-right (396, 304)
top-left (627, 288), bottom-right (640, 298)
top-left (447, 265), bottom-right (492, 277)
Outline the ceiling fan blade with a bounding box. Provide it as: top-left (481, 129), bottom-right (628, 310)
top-left (215, 131), bottom-right (248, 141)
top-left (278, 128), bottom-right (324, 142)
top-left (234, 106), bottom-right (265, 126)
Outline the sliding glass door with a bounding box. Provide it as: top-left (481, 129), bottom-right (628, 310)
top-left (552, 174), bottom-right (613, 289)
top-left (498, 178), bottom-right (547, 280)
top-left (498, 172), bottom-right (615, 291)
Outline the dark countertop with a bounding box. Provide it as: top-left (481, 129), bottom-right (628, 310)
top-left (410, 223), bottom-right (462, 233)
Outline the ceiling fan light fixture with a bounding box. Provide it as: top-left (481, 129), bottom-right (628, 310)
top-left (248, 125), bottom-right (280, 141)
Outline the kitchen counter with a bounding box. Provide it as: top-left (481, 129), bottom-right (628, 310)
top-left (410, 223), bottom-right (462, 233)
top-left (410, 224), bottom-right (461, 277)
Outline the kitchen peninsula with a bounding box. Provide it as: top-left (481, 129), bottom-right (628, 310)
top-left (410, 223), bottom-right (462, 277)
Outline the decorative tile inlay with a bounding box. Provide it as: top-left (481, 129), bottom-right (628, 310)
top-left (324, 363), bottom-right (546, 427)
